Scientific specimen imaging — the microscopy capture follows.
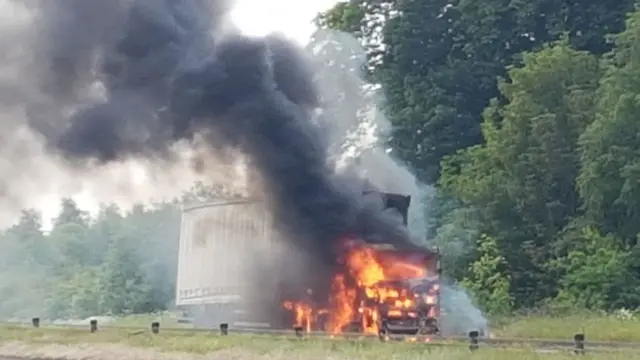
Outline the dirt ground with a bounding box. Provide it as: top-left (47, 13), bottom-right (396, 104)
top-left (0, 342), bottom-right (301, 360)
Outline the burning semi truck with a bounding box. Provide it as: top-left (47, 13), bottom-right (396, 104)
top-left (175, 192), bottom-right (441, 335)
top-left (283, 240), bottom-right (441, 335)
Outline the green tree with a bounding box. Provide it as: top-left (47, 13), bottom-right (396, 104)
top-left (432, 205), bottom-right (480, 280)
top-left (180, 181), bottom-right (240, 203)
top-left (317, 0), bottom-right (466, 183)
top-left (46, 268), bottom-right (100, 319)
top-left (6, 209), bottom-right (51, 268)
top-left (0, 209), bottom-right (54, 318)
top-left (318, 0), bottom-right (634, 183)
top-left (578, 12), bottom-right (640, 242)
top-left (86, 204), bottom-right (125, 266)
top-left (440, 41), bottom-right (601, 306)
top-left (97, 236), bottom-right (152, 315)
top-left (553, 227), bottom-right (640, 311)
top-left (461, 234), bottom-right (513, 315)
top-left (54, 198), bottom-right (90, 228)
top-left (49, 222), bottom-right (90, 269)
top-left (0, 195), bottom-right (184, 320)
top-left (121, 203), bottom-right (180, 310)
top-left (314, 1), bottom-right (364, 36)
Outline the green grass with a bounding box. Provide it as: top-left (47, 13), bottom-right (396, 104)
top-left (108, 313), bottom-right (190, 328)
top-left (0, 324), bottom-right (638, 360)
top-left (2, 314), bottom-right (640, 359)
top-left (106, 313), bottom-right (640, 342)
top-left (492, 315), bottom-right (640, 342)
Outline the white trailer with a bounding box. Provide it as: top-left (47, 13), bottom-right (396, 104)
top-left (175, 198), bottom-right (286, 328)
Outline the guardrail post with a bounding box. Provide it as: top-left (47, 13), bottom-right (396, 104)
top-left (574, 333), bottom-right (585, 355)
top-left (220, 323), bottom-right (228, 335)
top-left (468, 330), bottom-right (479, 351)
top-left (31, 317), bottom-right (40, 328)
top-left (294, 326), bottom-right (304, 338)
top-left (90, 319), bottom-right (98, 333)
top-left (151, 322), bottom-right (160, 334)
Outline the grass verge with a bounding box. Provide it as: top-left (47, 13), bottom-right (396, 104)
top-left (0, 325), bottom-right (638, 359)
top-left (108, 313), bottom-right (640, 342)
top-left (492, 315), bottom-right (640, 342)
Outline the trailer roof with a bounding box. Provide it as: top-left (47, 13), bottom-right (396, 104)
top-left (181, 197), bottom-right (262, 212)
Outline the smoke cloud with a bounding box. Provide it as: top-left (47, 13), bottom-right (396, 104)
top-left (4, 0), bottom-right (421, 259)
top-left (0, 0), bottom-right (252, 227)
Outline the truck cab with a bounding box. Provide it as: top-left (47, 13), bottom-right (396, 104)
top-left (359, 243), bottom-right (441, 335)
top-left (358, 191), bottom-right (441, 335)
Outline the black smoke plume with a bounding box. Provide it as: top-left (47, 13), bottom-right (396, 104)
top-left (27, 0), bottom-right (420, 264)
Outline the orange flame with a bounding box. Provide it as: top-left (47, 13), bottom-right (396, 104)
top-left (282, 238), bottom-right (435, 334)
top-left (283, 300), bottom-right (314, 333)
top-left (326, 273), bottom-right (356, 333)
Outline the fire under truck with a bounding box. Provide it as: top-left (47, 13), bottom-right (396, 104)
top-left (358, 244), bottom-right (440, 335)
top-left (286, 192), bottom-right (442, 335)
top-left (333, 243), bottom-right (441, 335)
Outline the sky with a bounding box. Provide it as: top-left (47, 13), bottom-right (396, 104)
top-left (231, 0), bottom-right (341, 44)
top-left (34, 0), bottom-right (343, 228)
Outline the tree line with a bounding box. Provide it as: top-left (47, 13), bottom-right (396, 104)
top-left (0, 183), bottom-right (227, 320)
top-left (318, 0), bottom-right (640, 314)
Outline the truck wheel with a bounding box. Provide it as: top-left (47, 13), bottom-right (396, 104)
top-left (419, 318), bottom-right (439, 335)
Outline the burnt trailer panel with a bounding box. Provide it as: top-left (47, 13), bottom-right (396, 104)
top-left (176, 198), bottom-right (284, 328)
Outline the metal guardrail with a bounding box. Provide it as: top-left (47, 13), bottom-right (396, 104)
top-left (1, 319), bottom-right (640, 354)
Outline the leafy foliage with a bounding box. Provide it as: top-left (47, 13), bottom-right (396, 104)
top-left (552, 227), bottom-right (640, 311)
top-left (0, 185), bottom-right (215, 320)
top-left (317, 0), bottom-right (634, 184)
top-left (440, 41), bottom-right (602, 307)
top-left (461, 234), bottom-right (514, 315)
